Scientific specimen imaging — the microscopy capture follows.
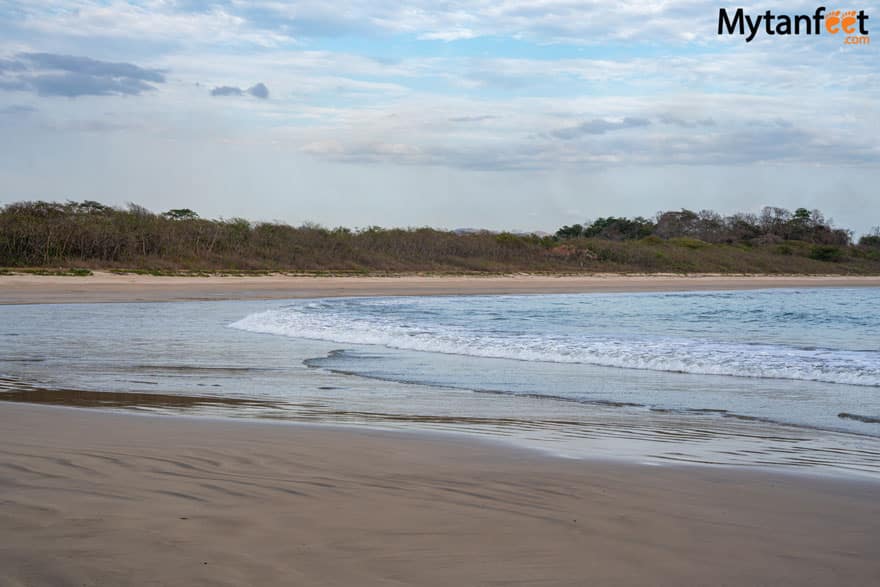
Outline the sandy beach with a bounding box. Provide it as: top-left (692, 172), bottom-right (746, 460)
top-left (3, 275), bottom-right (880, 585)
top-left (2, 271), bottom-right (880, 304)
top-left (2, 403), bottom-right (879, 586)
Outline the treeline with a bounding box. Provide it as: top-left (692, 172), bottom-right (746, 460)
top-left (556, 207), bottom-right (853, 246)
top-left (0, 200), bottom-right (878, 274)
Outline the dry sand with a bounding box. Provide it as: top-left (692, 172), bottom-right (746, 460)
top-left (2, 271), bottom-right (880, 304)
top-left (1, 403), bottom-right (878, 586)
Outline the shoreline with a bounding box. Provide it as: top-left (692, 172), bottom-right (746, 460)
top-left (7, 395), bottom-right (880, 482)
top-left (2, 271), bottom-right (880, 304)
top-left (2, 402), bottom-right (879, 585)
top-left (5, 275), bottom-right (880, 584)
top-left (2, 374), bottom-right (879, 481)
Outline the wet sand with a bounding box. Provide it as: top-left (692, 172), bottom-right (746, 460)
top-left (2, 271), bottom-right (879, 304)
top-left (1, 403), bottom-right (879, 586)
top-left (3, 377), bottom-right (880, 477)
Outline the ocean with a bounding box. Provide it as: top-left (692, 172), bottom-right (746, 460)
top-left (2, 287), bottom-right (879, 477)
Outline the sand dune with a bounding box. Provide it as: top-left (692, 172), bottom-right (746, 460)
top-left (1, 403), bottom-right (878, 586)
top-left (1, 271), bottom-right (879, 304)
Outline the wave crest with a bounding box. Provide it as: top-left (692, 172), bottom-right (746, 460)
top-left (230, 301), bottom-right (880, 387)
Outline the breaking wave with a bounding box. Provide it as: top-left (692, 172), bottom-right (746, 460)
top-left (230, 295), bottom-right (880, 387)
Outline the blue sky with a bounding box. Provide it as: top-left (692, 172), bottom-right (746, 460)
top-left (0, 1), bottom-right (877, 233)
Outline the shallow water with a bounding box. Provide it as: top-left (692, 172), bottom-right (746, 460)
top-left (2, 289), bottom-right (879, 478)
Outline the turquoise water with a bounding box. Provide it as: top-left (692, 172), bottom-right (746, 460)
top-left (233, 288), bottom-right (880, 431)
top-left (2, 288), bottom-right (879, 476)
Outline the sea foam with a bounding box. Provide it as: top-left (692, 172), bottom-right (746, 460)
top-left (230, 295), bottom-right (880, 387)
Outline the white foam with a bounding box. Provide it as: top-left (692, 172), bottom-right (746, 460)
top-left (230, 302), bottom-right (880, 387)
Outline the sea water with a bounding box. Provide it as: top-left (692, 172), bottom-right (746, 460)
top-left (2, 288), bottom-right (879, 476)
top-left (231, 288), bottom-right (880, 429)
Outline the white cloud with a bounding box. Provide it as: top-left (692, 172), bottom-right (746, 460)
top-left (17, 0), bottom-right (292, 47)
top-left (418, 29), bottom-right (478, 41)
top-left (236, 0), bottom-right (841, 44)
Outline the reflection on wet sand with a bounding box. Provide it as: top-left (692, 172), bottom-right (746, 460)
top-left (3, 376), bottom-right (880, 479)
top-left (0, 378), bottom-right (280, 412)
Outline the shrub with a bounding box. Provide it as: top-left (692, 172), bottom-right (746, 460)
top-left (776, 245), bottom-right (793, 256)
top-left (809, 245), bottom-right (844, 262)
top-left (670, 237), bottom-right (709, 249)
top-left (859, 228), bottom-right (880, 249)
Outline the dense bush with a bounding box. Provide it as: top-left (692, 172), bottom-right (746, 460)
top-left (0, 200), bottom-right (877, 274)
top-left (0, 200), bottom-right (563, 272)
top-left (558, 206), bottom-right (851, 246)
top-left (809, 245), bottom-right (844, 262)
top-left (859, 227), bottom-right (880, 249)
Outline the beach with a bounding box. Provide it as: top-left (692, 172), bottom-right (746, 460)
top-left (2, 271), bottom-right (880, 304)
top-left (2, 275), bottom-right (880, 585)
top-left (2, 403), bottom-right (879, 586)
top-left (4, 0), bottom-right (877, 582)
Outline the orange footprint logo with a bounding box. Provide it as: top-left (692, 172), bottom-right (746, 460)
top-left (826, 9), bottom-right (841, 33)
top-left (841, 10), bottom-right (858, 34)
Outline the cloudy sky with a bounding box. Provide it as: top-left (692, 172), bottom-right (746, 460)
top-left (0, 1), bottom-right (877, 233)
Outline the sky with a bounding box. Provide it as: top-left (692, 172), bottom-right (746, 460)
top-left (0, 1), bottom-right (877, 234)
